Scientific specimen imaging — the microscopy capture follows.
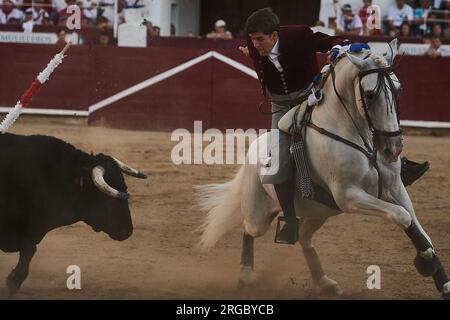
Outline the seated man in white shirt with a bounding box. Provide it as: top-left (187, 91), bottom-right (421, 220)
top-left (335, 4), bottom-right (363, 36)
top-left (388, 0), bottom-right (414, 36)
top-left (0, 0), bottom-right (24, 24)
top-left (25, 6), bottom-right (49, 25)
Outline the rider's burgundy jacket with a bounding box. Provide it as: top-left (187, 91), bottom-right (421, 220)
top-left (247, 25), bottom-right (347, 96)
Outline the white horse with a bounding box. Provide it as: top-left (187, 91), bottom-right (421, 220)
top-left (196, 39), bottom-right (450, 299)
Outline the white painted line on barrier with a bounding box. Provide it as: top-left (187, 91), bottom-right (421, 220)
top-left (401, 120), bottom-right (450, 129)
top-left (88, 51), bottom-right (258, 114)
top-left (88, 51), bottom-right (214, 114)
top-left (211, 51), bottom-right (258, 79)
top-left (0, 107), bottom-right (88, 117)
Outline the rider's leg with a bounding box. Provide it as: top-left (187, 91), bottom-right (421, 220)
top-left (401, 157), bottom-right (430, 187)
top-left (264, 101), bottom-right (298, 244)
top-left (274, 177), bottom-right (298, 244)
top-left (273, 128), bottom-right (298, 244)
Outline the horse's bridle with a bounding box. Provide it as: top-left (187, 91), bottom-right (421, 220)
top-left (296, 53), bottom-right (403, 199)
top-left (358, 65), bottom-right (403, 139)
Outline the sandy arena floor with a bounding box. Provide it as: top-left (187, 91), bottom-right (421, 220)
top-left (0, 117), bottom-right (449, 300)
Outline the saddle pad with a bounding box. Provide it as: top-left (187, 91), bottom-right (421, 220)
top-left (278, 100), bottom-right (308, 134)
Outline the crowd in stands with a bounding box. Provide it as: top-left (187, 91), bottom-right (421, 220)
top-left (319, 0), bottom-right (450, 40)
top-left (0, 0), bottom-right (448, 56)
top-left (0, 0), bottom-right (137, 30)
top-left (316, 0), bottom-right (449, 57)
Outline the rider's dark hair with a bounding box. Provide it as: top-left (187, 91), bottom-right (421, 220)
top-left (245, 8), bottom-right (280, 35)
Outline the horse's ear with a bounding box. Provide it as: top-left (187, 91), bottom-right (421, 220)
top-left (384, 38), bottom-right (398, 65)
top-left (346, 52), bottom-right (367, 69)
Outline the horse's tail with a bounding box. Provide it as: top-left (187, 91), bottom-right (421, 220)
top-left (195, 165), bottom-right (246, 251)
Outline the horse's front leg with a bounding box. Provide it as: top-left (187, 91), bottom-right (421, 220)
top-left (390, 185), bottom-right (450, 299)
top-left (335, 187), bottom-right (450, 299)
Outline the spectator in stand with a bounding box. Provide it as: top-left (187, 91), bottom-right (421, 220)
top-left (206, 19), bottom-right (233, 40)
top-left (52, 0), bottom-right (67, 12)
top-left (96, 0), bottom-right (126, 26)
top-left (335, 4), bottom-right (363, 36)
top-left (98, 28), bottom-right (110, 46)
top-left (56, 26), bottom-right (67, 44)
top-left (439, 0), bottom-right (450, 39)
top-left (400, 21), bottom-right (413, 36)
top-left (152, 25), bottom-right (160, 37)
top-left (22, 0), bottom-right (58, 24)
top-left (22, 8), bottom-right (33, 31)
top-left (0, 0), bottom-right (24, 24)
top-left (358, 0), bottom-right (371, 34)
top-left (432, 23), bottom-right (443, 37)
top-left (82, 0), bottom-right (98, 25)
top-left (387, 0), bottom-right (414, 36)
top-left (25, 6), bottom-right (50, 25)
top-left (425, 35), bottom-right (449, 57)
top-left (96, 15), bottom-right (108, 29)
top-left (413, 0), bottom-right (433, 36)
top-left (142, 20), bottom-right (161, 38)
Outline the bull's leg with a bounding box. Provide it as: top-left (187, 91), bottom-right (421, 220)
top-left (299, 217), bottom-right (343, 297)
top-left (238, 232), bottom-right (255, 288)
top-left (6, 245), bottom-right (36, 295)
top-left (336, 187), bottom-right (450, 299)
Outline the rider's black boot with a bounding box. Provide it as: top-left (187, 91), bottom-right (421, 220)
top-left (274, 179), bottom-right (299, 245)
top-left (401, 157), bottom-right (430, 187)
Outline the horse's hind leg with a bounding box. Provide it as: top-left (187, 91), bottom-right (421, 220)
top-left (299, 217), bottom-right (343, 297)
top-left (238, 232), bottom-right (255, 288)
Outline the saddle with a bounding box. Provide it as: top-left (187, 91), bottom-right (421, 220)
top-left (277, 72), bottom-right (342, 213)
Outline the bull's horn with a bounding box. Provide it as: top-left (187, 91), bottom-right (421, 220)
top-left (113, 158), bottom-right (147, 179)
top-left (92, 166), bottom-right (129, 200)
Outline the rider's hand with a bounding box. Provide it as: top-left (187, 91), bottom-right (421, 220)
top-left (239, 46), bottom-right (249, 57)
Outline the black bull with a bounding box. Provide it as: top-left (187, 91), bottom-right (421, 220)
top-left (0, 133), bottom-right (147, 294)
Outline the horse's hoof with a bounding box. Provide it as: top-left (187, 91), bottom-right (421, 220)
top-left (321, 283), bottom-right (344, 297)
top-left (317, 275), bottom-right (343, 297)
top-left (414, 253), bottom-right (439, 277)
top-left (6, 273), bottom-right (20, 296)
top-left (237, 266), bottom-right (255, 290)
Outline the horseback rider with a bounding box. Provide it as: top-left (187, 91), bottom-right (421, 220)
top-left (239, 8), bottom-right (430, 245)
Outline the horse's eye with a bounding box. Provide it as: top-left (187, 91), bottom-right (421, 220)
top-left (365, 90), bottom-right (376, 100)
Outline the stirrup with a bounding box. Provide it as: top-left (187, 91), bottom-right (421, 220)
top-left (275, 216), bottom-right (299, 245)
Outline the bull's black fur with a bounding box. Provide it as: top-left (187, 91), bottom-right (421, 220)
top-left (0, 132), bottom-right (135, 294)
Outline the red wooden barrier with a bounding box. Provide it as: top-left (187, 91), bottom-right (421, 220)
top-left (0, 42), bottom-right (449, 131)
